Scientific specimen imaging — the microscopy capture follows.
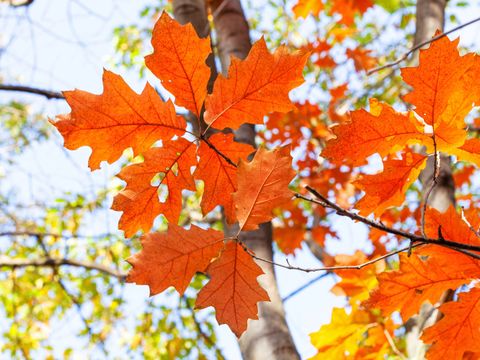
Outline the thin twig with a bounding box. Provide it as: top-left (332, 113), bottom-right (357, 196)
top-left (0, 84), bottom-right (64, 99)
top-left (56, 277), bottom-right (107, 354)
top-left (181, 295), bottom-right (225, 358)
top-left (250, 244), bottom-right (418, 273)
top-left (0, 257), bottom-right (127, 280)
top-left (301, 186), bottom-right (480, 256)
top-left (383, 327), bottom-right (407, 359)
top-left (0, 231), bottom-right (120, 240)
top-left (200, 134), bottom-right (238, 167)
top-left (367, 16), bottom-right (480, 75)
top-left (461, 206), bottom-right (480, 238)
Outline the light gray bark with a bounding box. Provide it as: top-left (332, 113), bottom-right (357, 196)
top-left (407, 1), bottom-right (452, 358)
top-left (414, 0), bottom-right (447, 47)
top-left (209, 1), bottom-right (300, 359)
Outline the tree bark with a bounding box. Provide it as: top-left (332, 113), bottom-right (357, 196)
top-left (209, 1), bottom-right (300, 359)
top-left (172, 0), bottom-right (217, 135)
top-left (414, 0), bottom-right (447, 47)
top-left (407, 1), bottom-right (452, 358)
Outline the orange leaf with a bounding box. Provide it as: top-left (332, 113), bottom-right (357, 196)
top-left (194, 133), bottom-right (253, 223)
top-left (365, 253), bottom-right (471, 320)
top-left (331, 0), bottom-right (373, 25)
top-left (453, 164), bottom-right (476, 187)
top-left (195, 241), bottom-right (269, 336)
top-left (234, 146), bottom-right (296, 231)
top-left (422, 288), bottom-right (480, 360)
top-left (401, 34), bottom-right (480, 150)
top-left (450, 138), bottom-right (480, 168)
top-left (145, 12), bottom-right (211, 117)
top-left (346, 47), bottom-right (376, 72)
top-left (204, 38), bottom-right (308, 130)
top-left (292, 0), bottom-right (324, 19)
top-left (274, 226), bottom-right (305, 255)
top-left (52, 70), bottom-right (186, 170)
top-left (127, 224), bottom-right (224, 295)
top-left (112, 138), bottom-right (196, 237)
top-left (331, 251), bottom-right (381, 303)
top-left (311, 225), bottom-right (337, 247)
top-left (322, 100), bottom-right (428, 166)
top-left (421, 206), bottom-right (480, 277)
top-left (354, 150), bottom-right (427, 217)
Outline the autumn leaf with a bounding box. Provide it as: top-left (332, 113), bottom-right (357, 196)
top-left (112, 138), bottom-right (196, 237)
top-left (401, 34), bottom-right (480, 150)
top-left (274, 226), bottom-right (305, 255)
top-left (52, 70), bottom-right (186, 170)
top-left (194, 133), bottom-right (253, 223)
top-left (233, 146), bottom-right (296, 231)
top-left (127, 224), bottom-right (224, 295)
top-left (321, 100), bottom-right (428, 166)
top-left (422, 288), bottom-right (480, 360)
top-left (354, 150), bottom-right (427, 217)
top-left (311, 225), bottom-right (337, 248)
top-left (308, 40), bottom-right (336, 68)
top-left (453, 164), bottom-right (476, 187)
top-left (365, 253), bottom-right (471, 320)
top-left (145, 12), bottom-right (211, 117)
top-left (310, 307), bottom-right (376, 359)
top-left (346, 47), bottom-right (376, 72)
top-left (421, 206), bottom-right (480, 277)
top-left (195, 241), bottom-right (269, 337)
top-left (450, 138), bottom-right (480, 168)
top-left (331, 251), bottom-right (383, 304)
top-left (331, 0), bottom-right (373, 25)
top-left (264, 101), bottom-right (329, 146)
top-left (204, 38), bottom-right (309, 130)
top-left (292, 0), bottom-right (324, 19)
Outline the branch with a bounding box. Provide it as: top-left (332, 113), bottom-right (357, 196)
top-left (181, 295), bottom-right (225, 358)
top-left (299, 186), bottom-right (480, 257)
top-left (249, 243), bottom-right (419, 273)
top-left (367, 15), bottom-right (480, 75)
top-left (56, 277), bottom-right (107, 353)
top-left (0, 84), bottom-right (64, 100)
top-left (200, 133), bottom-right (238, 167)
top-left (0, 231), bottom-right (119, 240)
top-left (0, 257), bottom-right (127, 280)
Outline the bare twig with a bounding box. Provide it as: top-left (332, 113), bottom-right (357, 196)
top-left (200, 133), bottom-right (238, 167)
top-left (0, 84), bottom-right (64, 99)
top-left (367, 16), bottom-right (480, 75)
top-left (461, 206), bottom-right (480, 238)
top-left (0, 231), bottom-right (119, 240)
top-left (0, 257), bottom-right (127, 280)
top-left (300, 186), bottom-right (480, 257)
top-left (181, 295), bottom-right (224, 358)
top-left (250, 244), bottom-right (419, 273)
top-left (383, 327), bottom-right (407, 359)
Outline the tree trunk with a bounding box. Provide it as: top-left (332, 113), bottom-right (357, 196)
top-left (172, 0), bottom-right (218, 94)
top-left (407, 1), bottom-right (452, 358)
top-left (209, 1), bottom-right (300, 359)
top-left (414, 0), bottom-right (447, 47)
